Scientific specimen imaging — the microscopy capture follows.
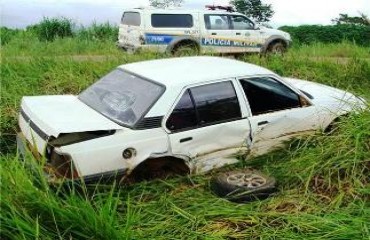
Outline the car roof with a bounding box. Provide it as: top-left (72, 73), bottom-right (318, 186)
top-left (119, 56), bottom-right (274, 87)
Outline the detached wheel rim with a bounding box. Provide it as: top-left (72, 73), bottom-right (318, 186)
top-left (227, 173), bottom-right (267, 188)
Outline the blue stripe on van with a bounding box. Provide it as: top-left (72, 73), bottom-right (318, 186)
top-left (145, 33), bottom-right (176, 45)
top-left (144, 33), bottom-right (262, 48)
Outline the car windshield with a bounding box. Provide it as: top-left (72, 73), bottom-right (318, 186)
top-left (79, 69), bottom-right (165, 128)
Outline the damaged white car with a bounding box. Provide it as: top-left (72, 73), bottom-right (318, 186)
top-left (17, 57), bottom-right (367, 183)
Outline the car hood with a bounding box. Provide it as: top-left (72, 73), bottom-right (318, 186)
top-left (21, 95), bottom-right (124, 138)
top-left (284, 78), bottom-right (367, 110)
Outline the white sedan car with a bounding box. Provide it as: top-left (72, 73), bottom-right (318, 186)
top-left (17, 57), bottom-right (366, 182)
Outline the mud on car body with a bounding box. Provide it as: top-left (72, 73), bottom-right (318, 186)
top-left (17, 57), bottom-right (367, 183)
top-left (117, 7), bottom-right (291, 55)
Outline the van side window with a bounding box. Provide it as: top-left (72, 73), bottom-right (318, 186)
top-left (204, 15), bottom-right (231, 30)
top-left (240, 77), bottom-right (301, 115)
top-left (121, 12), bottom-right (141, 26)
top-left (151, 14), bottom-right (193, 28)
top-left (230, 15), bottom-right (254, 30)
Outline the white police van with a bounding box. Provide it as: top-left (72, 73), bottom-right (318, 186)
top-left (117, 6), bottom-right (292, 55)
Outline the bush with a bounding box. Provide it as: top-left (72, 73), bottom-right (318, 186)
top-left (77, 22), bottom-right (118, 41)
top-left (279, 24), bottom-right (370, 46)
top-left (0, 27), bottom-right (21, 45)
top-left (27, 17), bottom-right (74, 41)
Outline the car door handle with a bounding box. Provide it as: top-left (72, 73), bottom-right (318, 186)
top-left (236, 32), bottom-right (241, 35)
top-left (211, 33), bottom-right (217, 35)
top-left (180, 137), bottom-right (193, 143)
top-left (258, 121), bottom-right (269, 126)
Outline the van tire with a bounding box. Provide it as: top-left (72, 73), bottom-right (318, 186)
top-left (267, 41), bottom-right (286, 55)
top-left (210, 169), bottom-right (277, 203)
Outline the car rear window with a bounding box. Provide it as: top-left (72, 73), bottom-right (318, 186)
top-left (151, 14), bottom-right (193, 28)
top-left (121, 12), bottom-right (141, 26)
top-left (79, 69), bottom-right (164, 128)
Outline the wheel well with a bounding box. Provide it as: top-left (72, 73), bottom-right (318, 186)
top-left (172, 39), bottom-right (199, 53)
top-left (128, 157), bottom-right (190, 182)
top-left (324, 114), bottom-right (349, 134)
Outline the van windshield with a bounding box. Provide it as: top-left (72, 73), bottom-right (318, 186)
top-left (79, 69), bottom-right (164, 128)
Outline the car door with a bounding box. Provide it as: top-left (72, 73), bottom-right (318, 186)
top-left (165, 80), bottom-right (252, 173)
top-left (229, 15), bottom-right (263, 53)
top-left (237, 76), bottom-right (320, 156)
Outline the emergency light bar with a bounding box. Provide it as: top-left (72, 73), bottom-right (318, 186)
top-left (205, 5), bottom-right (235, 12)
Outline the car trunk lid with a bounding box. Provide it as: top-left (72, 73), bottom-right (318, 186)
top-left (20, 95), bottom-right (124, 139)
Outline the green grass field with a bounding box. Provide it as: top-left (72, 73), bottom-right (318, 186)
top-left (1, 37), bottom-right (370, 239)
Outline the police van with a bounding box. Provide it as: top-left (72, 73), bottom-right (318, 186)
top-left (117, 6), bottom-right (292, 55)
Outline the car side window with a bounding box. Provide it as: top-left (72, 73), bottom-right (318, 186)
top-left (230, 15), bottom-right (254, 30)
top-left (204, 14), bottom-right (231, 30)
top-left (240, 77), bottom-right (301, 115)
top-left (166, 81), bottom-right (242, 131)
top-left (166, 90), bottom-right (197, 131)
top-left (191, 81), bottom-right (241, 125)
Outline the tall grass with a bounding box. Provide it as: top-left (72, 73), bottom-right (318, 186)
top-left (78, 22), bottom-right (118, 42)
top-left (27, 17), bottom-right (74, 42)
top-left (1, 110), bottom-right (369, 239)
top-left (1, 18), bottom-right (119, 56)
top-left (1, 40), bottom-right (370, 239)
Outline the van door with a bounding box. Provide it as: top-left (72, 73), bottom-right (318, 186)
top-left (165, 80), bottom-right (251, 173)
top-left (229, 15), bottom-right (263, 53)
top-left (202, 14), bottom-right (239, 53)
top-left (118, 11), bottom-right (142, 51)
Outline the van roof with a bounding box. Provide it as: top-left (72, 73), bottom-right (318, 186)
top-left (123, 8), bottom-right (244, 15)
top-left (119, 56), bottom-right (273, 87)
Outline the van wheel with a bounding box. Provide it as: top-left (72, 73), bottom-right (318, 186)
top-left (172, 43), bottom-right (199, 56)
top-left (210, 169), bottom-right (277, 203)
top-left (267, 42), bottom-right (286, 55)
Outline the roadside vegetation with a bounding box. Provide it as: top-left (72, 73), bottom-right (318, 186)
top-left (1, 18), bottom-right (369, 239)
top-left (279, 24), bottom-right (370, 46)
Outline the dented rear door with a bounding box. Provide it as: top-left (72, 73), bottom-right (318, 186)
top-left (165, 80), bottom-right (251, 172)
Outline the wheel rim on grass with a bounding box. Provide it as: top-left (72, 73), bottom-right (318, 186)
top-left (226, 173), bottom-right (267, 188)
